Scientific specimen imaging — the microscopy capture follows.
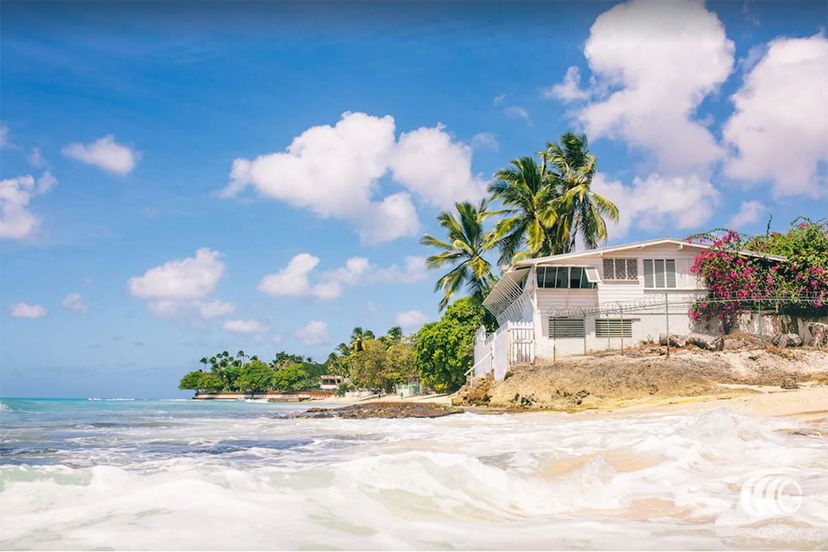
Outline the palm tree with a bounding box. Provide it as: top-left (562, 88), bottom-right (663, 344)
top-left (544, 133), bottom-right (618, 251)
top-left (349, 327), bottom-right (375, 352)
top-left (488, 156), bottom-right (561, 266)
top-left (420, 200), bottom-right (496, 310)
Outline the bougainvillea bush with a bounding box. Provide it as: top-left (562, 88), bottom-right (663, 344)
top-left (688, 218), bottom-right (828, 329)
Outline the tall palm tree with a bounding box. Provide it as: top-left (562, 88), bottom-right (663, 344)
top-left (420, 200), bottom-right (496, 310)
top-left (488, 156), bottom-right (561, 266)
top-left (544, 133), bottom-right (618, 251)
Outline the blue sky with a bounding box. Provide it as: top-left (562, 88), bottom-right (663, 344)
top-left (1, 1), bottom-right (826, 398)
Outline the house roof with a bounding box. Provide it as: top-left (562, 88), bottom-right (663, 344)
top-left (483, 237), bottom-right (786, 312)
top-left (512, 237), bottom-right (787, 267)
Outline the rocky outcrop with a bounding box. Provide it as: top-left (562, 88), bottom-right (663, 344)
top-left (773, 333), bottom-right (803, 348)
top-left (658, 334), bottom-right (687, 348)
top-left (452, 375), bottom-right (493, 406)
top-left (297, 402), bottom-right (463, 419)
top-left (686, 333), bottom-right (723, 351)
top-left (808, 323), bottom-right (827, 348)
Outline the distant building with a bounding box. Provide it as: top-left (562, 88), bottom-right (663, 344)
top-left (319, 375), bottom-right (346, 390)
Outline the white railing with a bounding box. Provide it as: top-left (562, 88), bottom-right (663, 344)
top-left (472, 321), bottom-right (535, 382)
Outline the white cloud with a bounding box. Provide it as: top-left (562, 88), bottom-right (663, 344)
top-left (573, 0), bottom-right (734, 175)
top-left (258, 253), bottom-right (428, 301)
top-left (257, 253), bottom-right (339, 299)
top-left (61, 292), bottom-right (88, 313)
top-left (543, 66), bottom-right (591, 102)
top-left (395, 309), bottom-right (429, 330)
top-left (0, 172), bottom-right (57, 240)
top-left (10, 302), bottom-right (46, 319)
top-left (295, 320), bottom-right (329, 346)
top-left (222, 112), bottom-right (484, 243)
top-left (128, 248), bottom-right (232, 320)
top-left (723, 34), bottom-right (828, 197)
top-left (129, 248), bottom-right (223, 301)
top-left (471, 132), bottom-right (499, 150)
top-left (592, 173), bottom-right (720, 239)
top-left (0, 124), bottom-right (10, 148)
top-left (62, 135), bottom-right (140, 175)
top-left (224, 319), bottom-right (268, 334)
top-left (391, 125), bottom-right (487, 209)
top-left (728, 200), bottom-right (768, 229)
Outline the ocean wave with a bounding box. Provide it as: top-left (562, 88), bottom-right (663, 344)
top-left (87, 398), bottom-right (135, 401)
top-left (1, 408), bottom-right (825, 549)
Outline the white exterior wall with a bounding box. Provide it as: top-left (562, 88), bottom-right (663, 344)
top-left (532, 244), bottom-right (708, 358)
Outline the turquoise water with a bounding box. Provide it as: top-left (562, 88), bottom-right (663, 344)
top-left (1, 398), bottom-right (826, 549)
top-left (0, 398), bottom-right (312, 468)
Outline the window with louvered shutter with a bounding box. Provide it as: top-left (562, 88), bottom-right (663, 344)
top-left (644, 259), bottom-right (654, 287)
top-left (665, 259), bottom-right (677, 288)
top-left (595, 319), bottom-right (633, 338)
top-left (643, 259), bottom-right (677, 288)
top-left (548, 318), bottom-right (585, 338)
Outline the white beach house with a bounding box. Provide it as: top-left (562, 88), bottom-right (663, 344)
top-left (474, 238), bottom-right (786, 380)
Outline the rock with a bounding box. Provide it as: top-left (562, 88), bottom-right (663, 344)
top-left (658, 334), bottom-right (687, 348)
top-left (687, 333), bottom-right (724, 351)
top-left (773, 333), bottom-right (802, 348)
top-left (807, 322), bottom-right (828, 348)
top-left (296, 402), bottom-right (463, 419)
top-left (723, 337), bottom-right (752, 350)
top-left (780, 380), bottom-right (800, 390)
top-left (453, 375), bottom-right (493, 406)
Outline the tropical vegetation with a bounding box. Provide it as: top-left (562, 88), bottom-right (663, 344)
top-left (422, 132), bottom-right (618, 309)
top-left (689, 217), bottom-right (828, 328)
top-left (180, 131), bottom-right (622, 395)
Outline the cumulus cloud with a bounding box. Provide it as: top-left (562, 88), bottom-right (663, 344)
top-left (128, 248), bottom-right (233, 320)
top-left (392, 125), bottom-right (487, 209)
top-left (295, 320), bottom-right (329, 346)
top-left (257, 253), bottom-right (338, 299)
top-left (570, 0), bottom-right (734, 176)
top-left (728, 200), bottom-right (768, 229)
top-left (0, 172), bottom-right (57, 240)
top-left (62, 135), bottom-right (140, 175)
top-left (395, 309), bottom-right (429, 330)
top-left (258, 253), bottom-right (428, 301)
top-left (224, 319), bottom-right (268, 334)
top-left (10, 302), bottom-right (47, 318)
top-left (222, 112), bottom-right (485, 243)
top-left (61, 292), bottom-right (88, 313)
top-left (543, 66), bottom-right (591, 102)
top-left (723, 35), bottom-right (828, 197)
top-left (592, 173), bottom-right (720, 238)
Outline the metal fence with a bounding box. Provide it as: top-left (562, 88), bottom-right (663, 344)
top-left (546, 293), bottom-right (828, 358)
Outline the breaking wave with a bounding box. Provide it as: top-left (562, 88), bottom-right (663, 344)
top-left (0, 400), bottom-right (826, 549)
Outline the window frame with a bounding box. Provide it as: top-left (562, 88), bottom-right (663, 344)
top-left (643, 258), bottom-right (677, 289)
top-left (548, 317), bottom-right (586, 338)
top-left (536, 266), bottom-right (597, 289)
top-left (602, 258), bottom-right (639, 281)
top-left (595, 318), bottom-right (633, 338)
